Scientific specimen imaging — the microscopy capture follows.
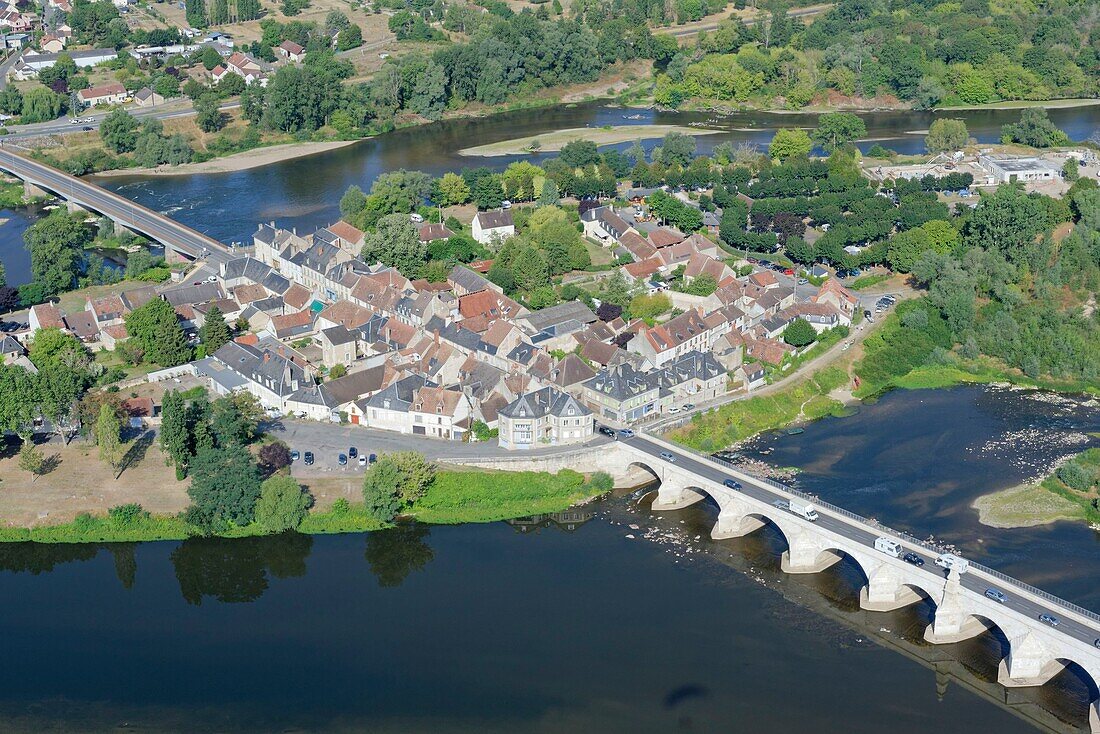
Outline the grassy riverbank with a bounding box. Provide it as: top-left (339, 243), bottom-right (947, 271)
top-left (459, 125), bottom-right (722, 157)
top-left (0, 466), bottom-right (608, 544)
top-left (973, 448), bottom-right (1100, 528)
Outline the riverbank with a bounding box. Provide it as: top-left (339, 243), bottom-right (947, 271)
top-left (0, 460), bottom-right (610, 544)
top-left (94, 140), bottom-right (360, 177)
top-left (458, 124), bottom-right (721, 156)
top-left (935, 98), bottom-right (1100, 111)
top-left (973, 448), bottom-right (1100, 529)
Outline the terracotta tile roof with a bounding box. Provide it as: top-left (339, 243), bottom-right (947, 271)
top-left (282, 283), bottom-right (312, 310)
top-left (623, 258), bottom-right (662, 279)
top-left (328, 220), bottom-right (364, 244)
top-left (232, 283), bottom-right (269, 304)
top-left (458, 289), bottom-right (523, 320)
top-left (412, 386), bottom-right (463, 416)
top-left (648, 227), bottom-right (684, 248)
top-left (88, 294), bottom-right (125, 320)
top-left (749, 270), bottom-right (779, 288)
top-left (318, 300), bottom-right (372, 329)
top-left (31, 303), bottom-right (65, 330)
top-left (418, 223), bottom-right (454, 242)
top-left (620, 231), bottom-right (657, 261)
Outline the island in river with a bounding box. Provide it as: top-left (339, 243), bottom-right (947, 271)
top-left (458, 124), bottom-right (723, 156)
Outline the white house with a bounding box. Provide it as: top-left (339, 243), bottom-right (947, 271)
top-left (471, 210), bottom-right (515, 244)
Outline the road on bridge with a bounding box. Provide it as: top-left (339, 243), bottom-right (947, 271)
top-left (623, 433), bottom-right (1100, 651)
top-left (0, 147), bottom-right (233, 265)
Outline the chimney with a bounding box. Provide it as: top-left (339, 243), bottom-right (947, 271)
top-left (263, 352), bottom-right (270, 363)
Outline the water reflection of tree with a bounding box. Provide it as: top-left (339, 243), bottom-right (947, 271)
top-left (106, 544), bottom-right (137, 589)
top-left (0, 542), bottom-right (98, 574)
top-left (364, 524), bottom-right (434, 588)
top-left (171, 533), bottom-right (313, 605)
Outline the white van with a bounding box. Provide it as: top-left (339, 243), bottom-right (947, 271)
top-left (788, 499), bottom-right (818, 522)
top-left (935, 553), bottom-right (969, 573)
top-left (874, 537), bottom-right (901, 558)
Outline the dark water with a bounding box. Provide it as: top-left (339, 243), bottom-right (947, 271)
top-left (745, 385), bottom-right (1100, 609)
top-left (0, 514), bottom-right (1057, 733)
top-left (0, 207), bottom-right (37, 287)
top-left (1, 101), bottom-right (1098, 285)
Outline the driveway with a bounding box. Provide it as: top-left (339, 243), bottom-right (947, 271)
top-left (264, 419), bottom-right (614, 478)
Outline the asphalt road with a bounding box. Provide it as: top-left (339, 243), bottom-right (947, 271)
top-left (4, 101), bottom-right (241, 140)
top-left (0, 148), bottom-right (232, 263)
top-left (623, 433), bottom-right (1100, 649)
top-left (267, 419), bottom-right (615, 478)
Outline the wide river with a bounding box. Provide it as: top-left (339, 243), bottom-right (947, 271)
top-left (2, 100), bottom-right (1100, 284)
top-left (1, 385), bottom-right (1098, 733)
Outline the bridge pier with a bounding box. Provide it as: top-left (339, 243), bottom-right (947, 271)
top-left (66, 200), bottom-right (90, 215)
top-left (860, 563), bottom-right (924, 612)
top-left (1091, 699), bottom-right (1100, 734)
top-left (781, 530), bottom-right (841, 574)
top-left (995, 632), bottom-right (1062, 687)
top-left (650, 477), bottom-right (706, 511)
top-left (23, 180), bottom-right (47, 200)
top-left (711, 498), bottom-right (765, 540)
top-left (924, 569), bottom-right (990, 644)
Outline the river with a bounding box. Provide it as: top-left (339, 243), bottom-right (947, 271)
top-left (0, 386), bottom-right (1097, 732)
top-left (4, 100), bottom-right (1099, 286)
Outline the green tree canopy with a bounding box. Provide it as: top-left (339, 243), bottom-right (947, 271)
top-left (926, 118), bottom-right (968, 153)
top-left (783, 317), bottom-right (817, 347)
top-left (812, 112), bottom-right (866, 152)
top-left (125, 298), bottom-right (192, 367)
top-left (255, 475), bottom-right (312, 533)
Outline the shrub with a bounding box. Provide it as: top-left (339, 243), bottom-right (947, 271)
top-left (1058, 461), bottom-right (1095, 492)
top-left (108, 503), bottom-right (149, 527)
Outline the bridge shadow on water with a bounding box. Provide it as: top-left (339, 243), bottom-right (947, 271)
top-left (635, 486), bottom-right (1096, 733)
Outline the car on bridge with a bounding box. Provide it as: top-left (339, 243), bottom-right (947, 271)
top-left (902, 552), bottom-right (924, 567)
top-left (984, 588), bottom-right (1008, 604)
top-left (659, 451), bottom-right (676, 462)
top-left (722, 479), bottom-right (742, 490)
top-left (1039, 613), bottom-right (1060, 627)
top-left (597, 425), bottom-right (616, 438)
top-left (617, 428), bottom-right (635, 439)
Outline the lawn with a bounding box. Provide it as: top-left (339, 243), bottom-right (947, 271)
top-left (410, 468), bottom-right (606, 524)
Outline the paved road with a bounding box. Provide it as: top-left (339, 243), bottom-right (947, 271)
top-left (266, 419), bottom-right (615, 478)
top-left (624, 433), bottom-right (1100, 649)
top-left (3, 101), bottom-right (241, 140)
top-left (0, 147), bottom-right (233, 263)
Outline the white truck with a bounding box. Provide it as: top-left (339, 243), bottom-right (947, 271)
top-left (788, 499), bottom-right (819, 522)
top-left (935, 553), bottom-right (969, 574)
top-left (874, 537), bottom-right (901, 557)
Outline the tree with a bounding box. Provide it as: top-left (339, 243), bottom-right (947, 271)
top-left (628, 292), bottom-right (671, 320)
top-left (160, 389), bottom-right (190, 477)
top-left (194, 94), bottom-right (224, 133)
top-left (768, 128), bottom-right (813, 161)
top-left (538, 178), bottom-right (560, 206)
top-left (511, 244), bottom-right (550, 291)
top-left (18, 440), bottom-right (46, 480)
top-left (258, 441), bottom-right (292, 474)
top-left (96, 402), bottom-right (125, 477)
top-left (1063, 158), bottom-right (1079, 182)
top-left (963, 185), bottom-right (1048, 265)
top-left (559, 139), bottom-right (600, 167)
top-left (255, 475), bottom-right (312, 533)
top-left (360, 213), bottom-right (427, 275)
top-left (1001, 108), bottom-right (1071, 148)
top-left (186, 0), bottom-right (207, 28)
top-left (200, 304), bottom-right (230, 352)
top-left (200, 46), bottom-right (223, 71)
top-left (926, 118), bottom-right (968, 153)
top-left (364, 524), bottom-right (434, 587)
top-left (812, 112), bottom-right (866, 152)
top-left (23, 211), bottom-right (91, 297)
top-left (362, 451), bottom-right (435, 522)
top-left (100, 108), bottom-right (140, 153)
top-left (783, 318), bottom-right (817, 347)
top-left (0, 87), bottom-right (22, 115)
top-left (340, 185), bottom-right (367, 219)
top-left (337, 23), bottom-right (364, 51)
top-left (473, 174), bottom-right (505, 210)
top-left (125, 298), bottom-right (192, 367)
top-left (436, 172), bottom-right (470, 208)
top-left (187, 443), bottom-right (261, 531)
top-left (20, 87), bottom-right (63, 123)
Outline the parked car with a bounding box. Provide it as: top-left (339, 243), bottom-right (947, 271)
top-left (682, 403), bottom-right (695, 411)
top-left (1093, 638), bottom-right (1100, 650)
top-left (290, 450), bottom-right (300, 463)
top-left (368, 453), bottom-right (377, 464)
top-left (783, 268), bottom-right (794, 276)
top-left (984, 588), bottom-right (1008, 604)
top-left (598, 425), bottom-right (616, 438)
top-left (358, 455), bottom-right (367, 467)
top-left (667, 406), bottom-right (681, 414)
top-left (659, 451), bottom-right (676, 462)
top-left (618, 428), bottom-right (635, 439)
top-left (348, 446), bottom-right (358, 458)
top-left (1039, 613), bottom-right (1060, 627)
top-left (82, 126), bottom-right (93, 131)
top-left (303, 451), bottom-right (314, 465)
top-left (338, 453), bottom-right (347, 466)
top-left (723, 478), bottom-right (742, 490)
top-left (902, 552), bottom-right (924, 567)
top-left (797, 278), bottom-right (808, 285)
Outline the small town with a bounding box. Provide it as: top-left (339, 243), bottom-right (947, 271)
top-left (0, 0), bottom-right (1099, 728)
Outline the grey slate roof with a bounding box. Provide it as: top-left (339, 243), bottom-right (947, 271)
top-left (212, 341), bottom-right (305, 398)
top-left (365, 374), bottom-right (435, 412)
top-left (521, 301), bottom-right (597, 334)
top-left (498, 386), bottom-right (591, 420)
top-left (448, 265), bottom-right (490, 295)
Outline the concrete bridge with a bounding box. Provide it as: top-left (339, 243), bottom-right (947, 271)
top-left (0, 147), bottom-right (232, 265)
top-left (455, 432), bottom-right (1100, 729)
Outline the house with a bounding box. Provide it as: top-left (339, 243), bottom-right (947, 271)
top-left (322, 365), bottom-right (389, 424)
top-left (0, 334), bottom-right (26, 364)
top-left (0, 10), bottom-right (32, 32)
top-left (736, 363), bottom-right (767, 390)
top-left (409, 385), bottom-right (472, 440)
top-left (199, 341), bottom-right (306, 409)
top-left (63, 310), bottom-right (100, 343)
top-left (77, 82), bottom-right (127, 107)
top-left (580, 206), bottom-right (631, 243)
top-left (627, 309), bottom-right (718, 368)
top-left (581, 361), bottom-right (660, 423)
top-left (744, 336), bottom-right (794, 366)
top-left (683, 253), bottom-right (733, 287)
top-left (448, 264), bottom-right (493, 296)
top-left (326, 220), bottom-right (365, 254)
top-left (40, 34), bottom-right (65, 53)
top-left (29, 302), bottom-right (65, 332)
top-left (812, 279), bottom-right (858, 320)
top-left (275, 39), bottom-right (305, 62)
top-left (87, 294), bottom-right (126, 326)
top-left (362, 374), bottom-right (433, 434)
top-left (418, 223), bottom-right (454, 243)
top-left (133, 87), bottom-right (165, 107)
top-left (471, 210), bottom-right (514, 244)
top-left (518, 300), bottom-right (596, 338)
top-left (318, 324), bottom-right (357, 368)
top-left (497, 387), bottom-right (593, 449)
top-left (212, 51), bottom-right (268, 86)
